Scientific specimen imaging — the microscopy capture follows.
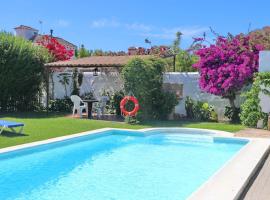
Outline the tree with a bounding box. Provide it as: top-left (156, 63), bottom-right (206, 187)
top-left (37, 35), bottom-right (73, 61)
top-left (0, 32), bottom-right (52, 111)
top-left (172, 31), bottom-right (182, 54)
top-left (193, 34), bottom-right (263, 110)
top-left (121, 57), bottom-right (178, 120)
top-left (175, 51), bottom-right (198, 72)
top-left (57, 73), bottom-right (71, 97)
top-left (77, 44), bottom-right (90, 58)
top-left (249, 26), bottom-right (270, 50)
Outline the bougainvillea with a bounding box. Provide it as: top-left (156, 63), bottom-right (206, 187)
top-left (37, 35), bottom-right (73, 61)
top-left (193, 34), bottom-right (263, 108)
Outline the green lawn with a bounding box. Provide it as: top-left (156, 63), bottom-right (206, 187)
top-left (0, 112), bottom-right (245, 149)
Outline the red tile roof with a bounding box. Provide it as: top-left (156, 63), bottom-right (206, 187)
top-left (45, 55), bottom-right (152, 68)
top-left (14, 25), bottom-right (38, 31)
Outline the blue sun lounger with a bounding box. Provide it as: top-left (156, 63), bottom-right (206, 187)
top-left (0, 120), bottom-right (24, 134)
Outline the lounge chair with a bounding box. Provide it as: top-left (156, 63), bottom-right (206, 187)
top-left (0, 120), bottom-right (24, 134)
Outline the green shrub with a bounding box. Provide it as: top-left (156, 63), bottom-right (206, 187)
top-left (185, 96), bottom-right (218, 121)
top-left (112, 91), bottom-right (125, 116)
top-left (0, 32), bottom-right (52, 112)
top-left (121, 57), bottom-right (178, 120)
top-left (240, 72), bottom-right (270, 128)
top-left (49, 98), bottom-right (73, 112)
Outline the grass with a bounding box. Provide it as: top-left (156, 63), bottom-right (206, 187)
top-left (0, 112), bottom-right (245, 149)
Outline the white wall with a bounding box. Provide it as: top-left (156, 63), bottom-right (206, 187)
top-left (15, 29), bottom-right (38, 40)
top-left (259, 51), bottom-right (270, 114)
top-left (163, 72), bottom-right (233, 120)
top-left (259, 51), bottom-right (270, 72)
top-left (52, 71), bottom-right (123, 100)
top-left (51, 71), bottom-right (233, 120)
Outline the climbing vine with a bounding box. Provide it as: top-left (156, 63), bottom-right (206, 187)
top-left (240, 72), bottom-right (270, 128)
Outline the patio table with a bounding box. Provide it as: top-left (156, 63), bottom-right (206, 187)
top-left (82, 99), bottom-right (99, 119)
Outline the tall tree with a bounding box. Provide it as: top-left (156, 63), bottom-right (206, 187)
top-left (172, 31), bottom-right (182, 54)
top-left (77, 44), bottom-right (90, 58)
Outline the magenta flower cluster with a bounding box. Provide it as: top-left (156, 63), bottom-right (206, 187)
top-left (193, 35), bottom-right (263, 98)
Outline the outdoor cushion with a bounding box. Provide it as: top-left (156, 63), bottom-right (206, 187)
top-left (0, 120), bottom-right (24, 128)
top-left (0, 120), bottom-right (24, 134)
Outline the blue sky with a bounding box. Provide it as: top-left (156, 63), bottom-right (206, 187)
top-left (0, 0), bottom-right (269, 51)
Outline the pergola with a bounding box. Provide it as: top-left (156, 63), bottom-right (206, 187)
top-left (44, 55), bottom-right (151, 113)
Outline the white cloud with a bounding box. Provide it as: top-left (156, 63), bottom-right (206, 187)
top-left (125, 23), bottom-right (152, 32)
top-left (57, 19), bottom-right (70, 28)
top-left (90, 19), bottom-right (151, 32)
top-left (90, 18), bottom-right (207, 40)
top-left (90, 19), bottom-right (120, 28)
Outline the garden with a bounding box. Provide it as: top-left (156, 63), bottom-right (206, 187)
top-left (1, 27), bottom-right (270, 149)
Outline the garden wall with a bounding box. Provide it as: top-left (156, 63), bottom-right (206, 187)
top-left (259, 51), bottom-right (270, 114)
top-left (163, 72), bottom-right (241, 120)
top-left (50, 71), bottom-right (236, 120)
top-left (51, 71), bottom-right (123, 100)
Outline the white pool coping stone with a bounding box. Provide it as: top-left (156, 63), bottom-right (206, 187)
top-left (0, 127), bottom-right (269, 200)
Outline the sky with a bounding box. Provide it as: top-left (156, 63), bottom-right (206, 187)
top-left (0, 0), bottom-right (270, 51)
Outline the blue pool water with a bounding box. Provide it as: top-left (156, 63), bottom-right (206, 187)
top-left (0, 129), bottom-right (247, 200)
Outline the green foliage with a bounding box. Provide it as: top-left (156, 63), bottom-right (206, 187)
top-left (224, 106), bottom-right (241, 123)
top-left (78, 71), bottom-right (83, 86)
top-left (172, 31), bottom-right (182, 54)
top-left (175, 51), bottom-right (198, 72)
top-left (124, 116), bottom-right (139, 124)
top-left (77, 44), bottom-right (90, 58)
top-left (48, 98), bottom-right (73, 112)
top-left (112, 90), bottom-right (125, 116)
top-left (185, 96), bottom-right (218, 121)
top-left (122, 57), bottom-right (178, 120)
top-left (0, 32), bottom-right (52, 112)
top-left (240, 72), bottom-right (270, 127)
top-left (57, 73), bottom-right (71, 97)
top-left (71, 68), bottom-right (83, 96)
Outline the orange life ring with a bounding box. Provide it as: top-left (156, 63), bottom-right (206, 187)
top-left (120, 96), bottom-right (139, 116)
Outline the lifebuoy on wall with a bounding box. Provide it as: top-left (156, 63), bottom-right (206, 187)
top-left (120, 96), bottom-right (139, 116)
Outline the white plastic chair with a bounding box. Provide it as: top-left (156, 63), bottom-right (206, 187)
top-left (70, 95), bottom-right (87, 118)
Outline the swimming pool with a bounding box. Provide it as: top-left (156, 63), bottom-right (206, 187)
top-left (0, 128), bottom-right (250, 200)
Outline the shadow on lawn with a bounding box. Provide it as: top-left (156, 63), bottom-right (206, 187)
top-left (0, 131), bottom-right (29, 138)
top-left (0, 112), bottom-right (68, 119)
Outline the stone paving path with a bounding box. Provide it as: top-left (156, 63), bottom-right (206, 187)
top-left (234, 128), bottom-right (270, 200)
top-left (235, 128), bottom-right (270, 138)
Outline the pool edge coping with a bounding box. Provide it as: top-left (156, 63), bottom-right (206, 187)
top-left (0, 127), bottom-right (269, 200)
top-left (187, 135), bottom-right (270, 200)
top-left (0, 127), bottom-right (234, 154)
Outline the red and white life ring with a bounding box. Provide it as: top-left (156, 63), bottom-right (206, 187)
top-left (120, 96), bottom-right (139, 116)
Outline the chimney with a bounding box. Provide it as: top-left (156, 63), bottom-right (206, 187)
top-left (14, 25), bottom-right (39, 40)
top-left (128, 47), bottom-right (138, 55)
